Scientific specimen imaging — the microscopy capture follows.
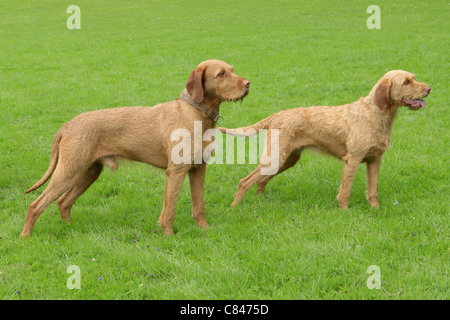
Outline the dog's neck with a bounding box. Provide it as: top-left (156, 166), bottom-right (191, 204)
top-left (379, 107), bottom-right (398, 138)
top-left (179, 90), bottom-right (222, 123)
top-left (362, 96), bottom-right (399, 134)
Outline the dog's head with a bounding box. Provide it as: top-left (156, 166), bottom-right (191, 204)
top-left (186, 59), bottom-right (250, 105)
top-left (373, 70), bottom-right (431, 111)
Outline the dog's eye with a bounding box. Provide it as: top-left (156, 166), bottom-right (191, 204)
top-left (403, 79), bottom-right (410, 85)
top-left (217, 72), bottom-right (226, 77)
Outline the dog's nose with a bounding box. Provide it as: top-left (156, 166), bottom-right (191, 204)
top-left (425, 86), bottom-right (431, 94)
top-left (243, 80), bottom-right (250, 88)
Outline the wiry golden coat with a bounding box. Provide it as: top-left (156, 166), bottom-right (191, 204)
top-left (220, 70), bottom-right (430, 208)
top-left (22, 60), bottom-right (250, 238)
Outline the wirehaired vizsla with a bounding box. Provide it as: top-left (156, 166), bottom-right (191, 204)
top-left (219, 70), bottom-right (430, 208)
top-left (22, 59), bottom-right (250, 238)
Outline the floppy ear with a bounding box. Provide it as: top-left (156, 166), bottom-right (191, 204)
top-left (373, 78), bottom-right (391, 111)
top-left (186, 66), bottom-right (205, 104)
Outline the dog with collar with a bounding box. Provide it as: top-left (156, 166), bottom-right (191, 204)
top-left (22, 59), bottom-right (250, 238)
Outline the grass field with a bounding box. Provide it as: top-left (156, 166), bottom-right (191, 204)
top-left (0, 0), bottom-right (448, 300)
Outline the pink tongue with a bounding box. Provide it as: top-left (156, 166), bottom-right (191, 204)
top-left (404, 99), bottom-right (426, 108)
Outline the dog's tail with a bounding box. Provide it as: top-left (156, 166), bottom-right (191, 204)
top-left (25, 132), bottom-right (62, 193)
top-left (217, 117), bottom-right (271, 137)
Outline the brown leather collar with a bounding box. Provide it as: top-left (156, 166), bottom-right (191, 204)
top-left (179, 91), bottom-right (223, 123)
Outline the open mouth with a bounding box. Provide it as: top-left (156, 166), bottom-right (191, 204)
top-left (402, 98), bottom-right (426, 110)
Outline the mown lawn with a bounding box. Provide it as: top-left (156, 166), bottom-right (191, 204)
top-left (0, 0), bottom-right (448, 299)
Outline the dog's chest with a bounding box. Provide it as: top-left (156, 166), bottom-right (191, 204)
top-left (367, 132), bottom-right (391, 156)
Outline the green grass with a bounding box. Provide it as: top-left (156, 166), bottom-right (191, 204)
top-left (0, 0), bottom-right (448, 300)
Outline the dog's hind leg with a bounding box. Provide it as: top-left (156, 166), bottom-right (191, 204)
top-left (257, 148), bottom-right (302, 194)
top-left (231, 143), bottom-right (294, 207)
top-left (21, 165), bottom-right (82, 238)
top-left (57, 162), bottom-right (104, 223)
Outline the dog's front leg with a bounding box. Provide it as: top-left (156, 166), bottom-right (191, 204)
top-left (158, 166), bottom-right (188, 236)
top-left (188, 164), bottom-right (208, 229)
top-left (366, 157), bottom-right (381, 208)
top-left (337, 156), bottom-right (362, 209)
